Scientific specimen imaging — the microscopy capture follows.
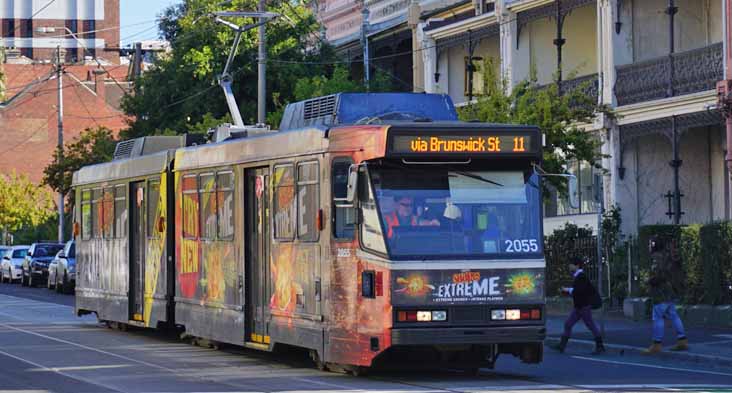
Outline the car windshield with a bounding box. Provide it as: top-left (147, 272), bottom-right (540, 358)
top-left (12, 249), bottom-right (28, 258)
top-left (34, 245), bottom-right (64, 257)
top-left (361, 164), bottom-right (542, 259)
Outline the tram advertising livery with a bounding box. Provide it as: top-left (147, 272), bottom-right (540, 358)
top-left (71, 93), bottom-right (546, 374)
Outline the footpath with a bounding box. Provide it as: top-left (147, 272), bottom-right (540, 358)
top-left (545, 311), bottom-right (732, 368)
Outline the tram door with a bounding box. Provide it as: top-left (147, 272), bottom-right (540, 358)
top-left (245, 167), bottom-right (270, 344)
top-left (129, 181), bottom-right (145, 322)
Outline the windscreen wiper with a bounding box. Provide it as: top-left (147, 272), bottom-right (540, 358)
top-left (451, 171), bottom-right (504, 187)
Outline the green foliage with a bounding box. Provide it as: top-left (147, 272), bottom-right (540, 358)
top-left (43, 127), bottom-right (117, 198)
top-left (0, 171), bottom-right (56, 236)
top-left (699, 222), bottom-right (732, 305)
top-left (457, 60), bottom-right (606, 192)
top-left (12, 212), bottom-right (72, 245)
top-left (679, 225), bottom-right (703, 303)
top-left (122, 0), bottom-right (343, 137)
top-left (544, 223), bottom-right (594, 297)
top-left (266, 65), bottom-right (395, 127)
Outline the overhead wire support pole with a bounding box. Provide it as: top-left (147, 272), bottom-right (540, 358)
top-left (258, 0), bottom-right (266, 126)
top-left (56, 45), bottom-right (64, 243)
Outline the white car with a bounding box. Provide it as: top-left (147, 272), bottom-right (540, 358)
top-left (1, 245), bottom-right (30, 283)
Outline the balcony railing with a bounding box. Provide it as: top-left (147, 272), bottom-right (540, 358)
top-left (614, 42), bottom-right (722, 106)
top-left (537, 73), bottom-right (599, 110)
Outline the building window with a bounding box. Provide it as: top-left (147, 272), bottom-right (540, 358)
top-left (297, 162), bottom-right (319, 242)
top-left (66, 19), bottom-right (78, 34)
top-left (21, 19), bottom-right (32, 38)
top-left (273, 164), bottom-right (296, 240)
top-left (2, 19), bottom-right (15, 37)
top-left (544, 161), bottom-right (599, 217)
top-left (82, 20), bottom-right (96, 58)
top-left (464, 56), bottom-right (485, 97)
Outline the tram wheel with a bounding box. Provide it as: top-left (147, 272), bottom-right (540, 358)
top-left (309, 350), bottom-right (328, 371)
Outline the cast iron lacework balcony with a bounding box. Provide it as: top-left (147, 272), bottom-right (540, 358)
top-left (537, 74), bottom-right (599, 109)
top-left (614, 42), bottom-right (723, 106)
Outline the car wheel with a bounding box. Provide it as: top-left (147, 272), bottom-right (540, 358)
top-left (56, 271), bottom-right (63, 293)
top-left (62, 273), bottom-right (71, 294)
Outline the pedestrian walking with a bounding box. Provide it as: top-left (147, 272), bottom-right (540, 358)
top-left (642, 235), bottom-right (688, 354)
top-left (554, 256), bottom-right (605, 355)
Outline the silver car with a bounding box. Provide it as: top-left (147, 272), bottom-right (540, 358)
top-left (1, 246), bottom-right (30, 283)
top-left (48, 240), bottom-right (75, 293)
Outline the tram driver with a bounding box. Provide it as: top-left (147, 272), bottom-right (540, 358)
top-left (385, 195), bottom-right (440, 239)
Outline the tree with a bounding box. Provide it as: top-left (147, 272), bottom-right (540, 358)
top-left (0, 172), bottom-right (55, 243)
top-left (122, 0), bottom-right (343, 138)
top-left (43, 127), bottom-right (117, 199)
top-left (458, 59), bottom-right (607, 192)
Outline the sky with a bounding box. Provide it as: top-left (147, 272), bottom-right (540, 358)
top-left (120, 0), bottom-right (180, 47)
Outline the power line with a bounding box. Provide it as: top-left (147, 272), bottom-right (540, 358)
top-left (8, 0), bottom-right (57, 37)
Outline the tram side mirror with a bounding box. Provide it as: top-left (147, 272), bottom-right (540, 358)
top-left (568, 175), bottom-right (580, 210)
top-left (345, 166), bottom-right (358, 204)
top-left (157, 216), bottom-right (166, 233)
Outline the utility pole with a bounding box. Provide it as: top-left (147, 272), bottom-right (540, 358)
top-left (257, 0), bottom-right (266, 125)
top-left (361, 6), bottom-right (370, 90)
top-left (55, 45), bottom-right (64, 243)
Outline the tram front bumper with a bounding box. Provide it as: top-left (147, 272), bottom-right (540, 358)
top-left (391, 325), bottom-right (546, 346)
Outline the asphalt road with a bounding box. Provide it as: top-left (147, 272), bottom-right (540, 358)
top-left (0, 281), bottom-right (731, 393)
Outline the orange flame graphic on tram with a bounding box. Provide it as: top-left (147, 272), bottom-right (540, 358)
top-left (395, 275), bottom-right (435, 297)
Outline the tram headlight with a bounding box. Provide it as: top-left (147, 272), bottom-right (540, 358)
top-left (416, 311), bottom-right (432, 322)
top-left (490, 310), bottom-right (506, 320)
top-left (506, 309), bottom-right (521, 320)
top-left (431, 310), bottom-right (447, 321)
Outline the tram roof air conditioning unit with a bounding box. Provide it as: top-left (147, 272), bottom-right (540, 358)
top-left (278, 93), bottom-right (458, 131)
top-left (113, 135), bottom-right (204, 160)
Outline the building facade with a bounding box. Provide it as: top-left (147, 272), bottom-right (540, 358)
top-left (0, 0), bottom-right (120, 64)
top-left (405, 0), bottom-right (728, 236)
top-left (318, 0), bottom-right (730, 236)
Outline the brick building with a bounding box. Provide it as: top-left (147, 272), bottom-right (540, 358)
top-left (0, 62), bottom-right (129, 184)
top-left (1, 0), bottom-right (120, 64)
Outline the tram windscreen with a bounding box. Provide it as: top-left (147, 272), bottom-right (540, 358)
top-left (365, 165), bottom-right (542, 259)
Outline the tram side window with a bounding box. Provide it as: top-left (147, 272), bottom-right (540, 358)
top-left (200, 174), bottom-right (217, 240)
top-left (297, 162), bottom-right (319, 242)
top-left (92, 189), bottom-right (102, 239)
top-left (147, 180), bottom-right (160, 239)
top-left (217, 172), bottom-right (234, 240)
top-left (102, 188), bottom-right (114, 239)
top-left (332, 159), bottom-right (355, 239)
top-left (273, 164), bottom-right (296, 240)
top-left (81, 189), bottom-right (92, 240)
top-left (114, 185), bottom-right (127, 238)
top-left (182, 175), bottom-right (199, 239)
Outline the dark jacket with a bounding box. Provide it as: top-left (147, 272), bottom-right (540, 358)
top-left (571, 270), bottom-right (596, 309)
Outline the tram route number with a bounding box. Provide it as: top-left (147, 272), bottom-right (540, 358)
top-left (505, 239), bottom-right (539, 253)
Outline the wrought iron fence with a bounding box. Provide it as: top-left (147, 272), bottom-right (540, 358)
top-left (615, 42), bottom-right (722, 106)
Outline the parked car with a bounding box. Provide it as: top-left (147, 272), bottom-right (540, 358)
top-left (21, 243), bottom-right (64, 287)
top-left (1, 246), bottom-right (30, 283)
top-left (48, 240), bottom-right (75, 293)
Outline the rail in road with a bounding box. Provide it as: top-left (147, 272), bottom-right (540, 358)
top-left (0, 285), bottom-right (730, 393)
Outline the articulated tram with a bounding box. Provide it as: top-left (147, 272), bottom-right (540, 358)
top-left (72, 93), bottom-right (547, 373)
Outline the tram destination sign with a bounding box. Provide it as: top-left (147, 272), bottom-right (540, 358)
top-left (389, 131), bottom-right (539, 156)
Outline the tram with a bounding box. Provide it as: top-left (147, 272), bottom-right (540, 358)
top-left (72, 93), bottom-right (550, 373)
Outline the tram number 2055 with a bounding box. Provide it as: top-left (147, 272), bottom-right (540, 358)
top-left (505, 239), bottom-right (539, 253)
